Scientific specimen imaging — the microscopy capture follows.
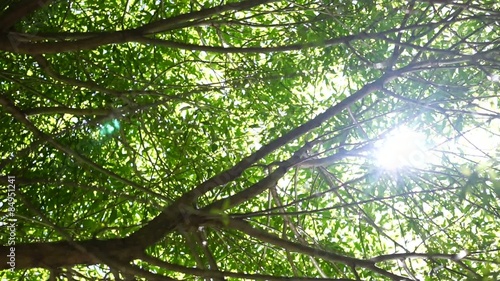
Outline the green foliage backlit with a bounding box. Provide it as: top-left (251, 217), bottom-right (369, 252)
top-left (0, 0), bottom-right (499, 280)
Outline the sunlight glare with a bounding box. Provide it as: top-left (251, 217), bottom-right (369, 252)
top-left (375, 127), bottom-right (428, 170)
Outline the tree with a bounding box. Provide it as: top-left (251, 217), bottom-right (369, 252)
top-left (1, 0), bottom-right (499, 280)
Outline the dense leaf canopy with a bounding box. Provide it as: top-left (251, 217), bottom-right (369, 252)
top-left (1, 0), bottom-right (499, 280)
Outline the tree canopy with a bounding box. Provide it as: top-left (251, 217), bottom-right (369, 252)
top-left (1, 0), bottom-right (499, 280)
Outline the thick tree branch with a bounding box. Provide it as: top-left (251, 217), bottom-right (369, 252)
top-left (127, 72), bottom-right (398, 248)
top-left (24, 106), bottom-right (110, 116)
top-left (0, 13), bottom-right (487, 54)
top-left (0, 0), bottom-right (277, 54)
top-left (0, 238), bottom-right (139, 270)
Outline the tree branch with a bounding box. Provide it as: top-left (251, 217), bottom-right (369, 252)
top-left (127, 72), bottom-right (398, 248)
top-left (215, 218), bottom-right (412, 281)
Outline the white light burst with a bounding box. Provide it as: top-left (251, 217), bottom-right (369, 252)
top-left (375, 126), bottom-right (429, 170)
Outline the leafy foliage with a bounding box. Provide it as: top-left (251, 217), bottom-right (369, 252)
top-left (0, 0), bottom-right (499, 280)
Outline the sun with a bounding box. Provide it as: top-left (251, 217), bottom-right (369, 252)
top-left (374, 126), bottom-right (429, 170)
